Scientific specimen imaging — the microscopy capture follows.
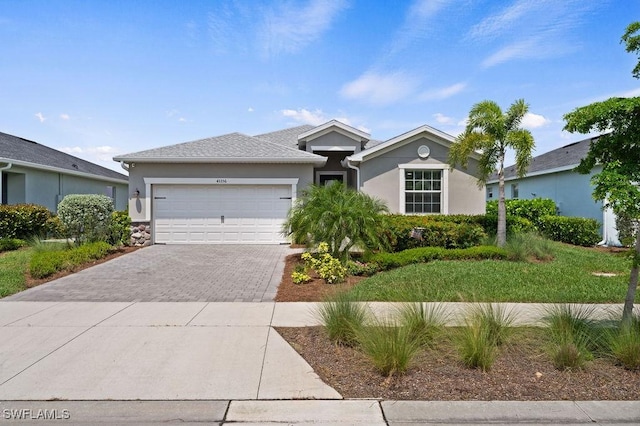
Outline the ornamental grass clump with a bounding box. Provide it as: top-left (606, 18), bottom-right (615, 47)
top-left (456, 303), bottom-right (516, 371)
top-left (356, 319), bottom-right (421, 377)
top-left (317, 292), bottom-right (368, 346)
top-left (607, 314), bottom-right (640, 370)
top-left (542, 304), bottom-right (603, 370)
top-left (504, 232), bottom-right (555, 262)
top-left (397, 302), bottom-right (448, 347)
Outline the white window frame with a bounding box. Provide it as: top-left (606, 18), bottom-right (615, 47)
top-left (315, 171), bottom-right (347, 186)
top-left (398, 164), bottom-right (449, 214)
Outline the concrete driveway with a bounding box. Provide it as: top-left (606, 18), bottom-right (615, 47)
top-left (4, 245), bottom-right (295, 302)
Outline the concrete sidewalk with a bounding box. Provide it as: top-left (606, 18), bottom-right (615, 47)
top-left (1, 301), bottom-right (638, 424)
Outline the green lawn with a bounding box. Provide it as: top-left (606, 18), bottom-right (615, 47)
top-left (348, 244), bottom-right (636, 303)
top-left (0, 248), bottom-right (32, 298)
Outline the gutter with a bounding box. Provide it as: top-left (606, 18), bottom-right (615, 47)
top-left (342, 157), bottom-right (361, 190)
top-left (0, 157), bottom-right (127, 184)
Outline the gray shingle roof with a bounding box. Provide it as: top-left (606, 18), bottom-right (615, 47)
top-left (254, 125), bottom-right (315, 148)
top-left (114, 132), bottom-right (326, 164)
top-left (496, 137), bottom-right (593, 181)
top-left (0, 132), bottom-right (127, 181)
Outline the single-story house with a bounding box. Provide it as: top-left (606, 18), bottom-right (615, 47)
top-left (485, 136), bottom-right (621, 246)
top-left (113, 120), bottom-right (485, 244)
top-left (0, 131), bottom-right (129, 212)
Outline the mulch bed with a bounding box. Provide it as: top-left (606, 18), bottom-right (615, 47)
top-left (275, 246), bottom-right (640, 401)
top-left (276, 326), bottom-right (640, 400)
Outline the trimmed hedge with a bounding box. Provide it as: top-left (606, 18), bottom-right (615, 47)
top-left (29, 241), bottom-right (112, 279)
top-left (0, 204), bottom-right (53, 239)
top-left (486, 198), bottom-right (557, 227)
top-left (384, 215), bottom-right (487, 251)
top-left (0, 238), bottom-right (26, 252)
top-left (537, 215), bottom-right (601, 247)
top-left (365, 245), bottom-right (508, 272)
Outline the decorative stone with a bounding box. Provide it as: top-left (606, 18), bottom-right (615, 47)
top-left (131, 232), bottom-right (142, 239)
top-left (138, 224), bottom-right (146, 231)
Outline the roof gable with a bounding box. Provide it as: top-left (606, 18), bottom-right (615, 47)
top-left (348, 124), bottom-right (462, 163)
top-left (0, 132), bottom-right (127, 182)
top-left (297, 120), bottom-right (370, 146)
top-left (254, 125), bottom-right (314, 149)
top-left (114, 132), bottom-right (326, 165)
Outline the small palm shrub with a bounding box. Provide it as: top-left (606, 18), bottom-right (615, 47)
top-left (542, 304), bottom-right (602, 370)
top-left (316, 292), bottom-right (369, 346)
top-left (283, 182), bottom-right (389, 261)
top-left (504, 232), bottom-right (555, 262)
top-left (356, 320), bottom-right (421, 377)
top-left (607, 315), bottom-right (640, 370)
top-left (397, 303), bottom-right (448, 347)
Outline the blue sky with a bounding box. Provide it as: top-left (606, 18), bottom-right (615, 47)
top-left (1, 0), bottom-right (638, 173)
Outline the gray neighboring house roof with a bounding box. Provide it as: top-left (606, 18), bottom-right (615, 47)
top-left (0, 131), bottom-right (128, 182)
top-left (114, 132), bottom-right (327, 166)
top-left (489, 137), bottom-right (594, 182)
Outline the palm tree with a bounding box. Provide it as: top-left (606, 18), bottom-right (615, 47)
top-left (449, 99), bottom-right (535, 247)
top-left (282, 181), bottom-right (389, 261)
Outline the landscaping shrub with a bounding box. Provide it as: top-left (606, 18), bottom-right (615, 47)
top-left (538, 215), bottom-right (601, 247)
top-left (356, 320), bottom-right (421, 377)
top-left (29, 241), bottom-right (112, 279)
top-left (0, 238), bottom-right (26, 252)
top-left (0, 204), bottom-right (53, 239)
top-left (615, 212), bottom-right (638, 247)
top-left (316, 292), bottom-right (369, 346)
top-left (480, 214), bottom-right (535, 236)
top-left (542, 304), bottom-right (603, 370)
top-left (486, 198), bottom-right (557, 227)
top-left (397, 302), bottom-right (448, 347)
top-left (504, 232), bottom-right (556, 262)
top-left (57, 194), bottom-right (114, 244)
top-left (283, 182), bottom-right (389, 260)
top-left (607, 314), bottom-right (640, 370)
top-left (300, 243), bottom-right (347, 284)
top-left (108, 210), bottom-right (132, 246)
top-left (366, 245), bottom-right (508, 272)
top-left (456, 304), bottom-right (516, 371)
top-left (384, 214), bottom-right (487, 251)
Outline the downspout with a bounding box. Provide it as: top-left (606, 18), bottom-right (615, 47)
top-left (342, 157), bottom-right (360, 191)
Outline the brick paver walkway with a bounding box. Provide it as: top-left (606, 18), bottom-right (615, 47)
top-left (5, 245), bottom-right (294, 302)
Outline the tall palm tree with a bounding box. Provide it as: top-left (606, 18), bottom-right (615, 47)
top-left (449, 99), bottom-right (535, 247)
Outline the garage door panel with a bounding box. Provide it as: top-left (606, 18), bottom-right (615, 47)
top-left (153, 184), bottom-right (291, 244)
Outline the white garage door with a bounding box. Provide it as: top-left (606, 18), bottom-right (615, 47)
top-left (153, 184), bottom-right (292, 244)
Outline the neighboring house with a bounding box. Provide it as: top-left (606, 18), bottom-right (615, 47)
top-left (113, 120), bottom-right (484, 244)
top-left (0, 132), bottom-right (129, 212)
top-left (485, 136), bottom-right (621, 246)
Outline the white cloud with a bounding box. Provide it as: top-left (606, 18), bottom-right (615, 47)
top-left (340, 71), bottom-right (419, 105)
top-left (433, 113), bottom-right (454, 125)
top-left (470, 0), bottom-right (600, 68)
top-left (60, 113), bottom-right (70, 120)
top-left (282, 108), bottom-right (327, 126)
top-left (522, 112), bottom-right (550, 129)
top-left (261, 0), bottom-right (348, 56)
top-left (281, 108), bottom-right (369, 133)
top-left (35, 112), bottom-right (46, 123)
top-left (61, 146), bottom-right (83, 154)
top-left (419, 82), bottom-right (466, 101)
top-left (248, 107), bottom-right (254, 112)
